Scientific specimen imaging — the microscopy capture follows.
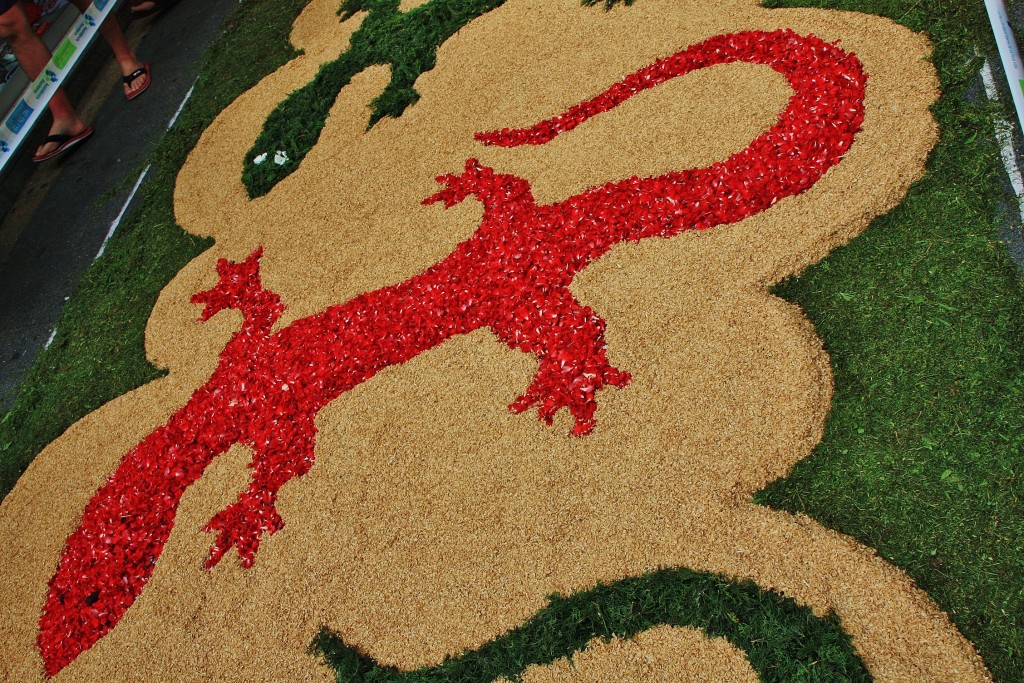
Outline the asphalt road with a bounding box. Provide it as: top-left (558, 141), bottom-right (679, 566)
top-left (0, 0), bottom-right (238, 411)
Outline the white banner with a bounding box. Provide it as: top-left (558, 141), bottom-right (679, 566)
top-left (0, 0), bottom-right (117, 170)
top-left (986, 0), bottom-right (1024, 134)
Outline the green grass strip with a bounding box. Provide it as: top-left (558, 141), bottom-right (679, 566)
top-left (756, 1), bottom-right (1024, 680)
top-left (241, 0), bottom-right (508, 199)
top-left (311, 568), bottom-right (870, 682)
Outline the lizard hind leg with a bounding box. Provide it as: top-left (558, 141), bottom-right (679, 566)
top-left (423, 158), bottom-right (535, 213)
top-left (422, 158), bottom-right (493, 208)
top-left (204, 411), bottom-right (317, 569)
top-left (511, 357), bottom-right (631, 437)
top-left (496, 292), bottom-right (631, 437)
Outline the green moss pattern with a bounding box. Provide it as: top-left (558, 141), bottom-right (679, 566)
top-left (312, 569), bottom-right (870, 682)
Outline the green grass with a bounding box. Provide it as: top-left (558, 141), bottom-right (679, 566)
top-left (756, 1), bottom-right (1024, 680)
top-left (313, 568), bottom-right (869, 682)
top-left (1, 0), bottom-right (1022, 680)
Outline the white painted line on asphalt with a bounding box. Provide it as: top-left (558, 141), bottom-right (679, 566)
top-left (166, 81), bottom-right (197, 131)
top-left (95, 164), bottom-right (149, 260)
top-left (43, 327), bottom-right (57, 350)
top-left (93, 76), bottom-right (199, 261)
top-left (982, 59), bottom-right (1024, 222)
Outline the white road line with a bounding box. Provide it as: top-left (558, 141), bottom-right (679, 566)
top-left (43, 327), bottom-right (57, 350)
top-left (95, 164), bottom-right (149, 260)
top-left (983, 57), bottom-right (1003, 99)
top-left (166, 81), bottom-right (197, 131)
top-left (93, 79), bottom-right (199, 261)
top-left (982, 59), bottom-right (1024, 222)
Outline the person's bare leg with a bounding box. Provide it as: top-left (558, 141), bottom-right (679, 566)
top-left (0, 3), bottom-right (87, 158)
top-left (68, 0), bottom-right (146, 98)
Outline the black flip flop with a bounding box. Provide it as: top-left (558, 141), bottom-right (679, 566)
top-left (32, 128), bottom-right (94, 163)
top-left (124, 63), bottom-right (151, 101)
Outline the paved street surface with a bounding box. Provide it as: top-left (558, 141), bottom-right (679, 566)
top-left (0, 0), bottom-right (238, 410)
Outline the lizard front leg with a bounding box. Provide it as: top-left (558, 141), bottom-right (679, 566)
top-left (204, 406), bottom-right (317, 569)
top-left (491, 290), bottom-right (631, 436)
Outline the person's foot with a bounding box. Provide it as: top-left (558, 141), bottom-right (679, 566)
top-left (34, 120), bottom-right (88, 161)
top-left (121, 60), bottom-right (150, 100)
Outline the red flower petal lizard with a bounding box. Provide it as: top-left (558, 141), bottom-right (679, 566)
top-left (37, 30), bottom-right (865, 676)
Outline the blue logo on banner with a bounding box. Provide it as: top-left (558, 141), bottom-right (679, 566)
top-left (1, 140), bottom-right (10, 154)
top-left (6, 100), bottom-right (34, 134)
top-left (44, 69), bottom-right (58, 83)
top-left (82, 12), bottom-right (96, 27)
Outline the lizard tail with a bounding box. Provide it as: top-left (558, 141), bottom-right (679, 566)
top-left (475, 30), bottom-right (866, 240)
top-left (475, 29), bottom-right (866, 152)
top-left (37, 407), bottom-right (236, 677)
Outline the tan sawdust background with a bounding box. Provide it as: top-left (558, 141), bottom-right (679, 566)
top-left (503, 626), bottom-right (760, 682)
top-left (0, 0), bottom-right (994, 681)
